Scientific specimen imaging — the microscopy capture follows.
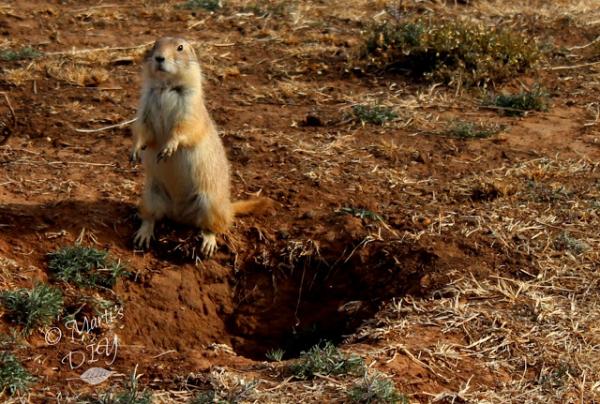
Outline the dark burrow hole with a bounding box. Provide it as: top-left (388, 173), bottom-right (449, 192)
top-left (225, 242), bottom-right (445, 360)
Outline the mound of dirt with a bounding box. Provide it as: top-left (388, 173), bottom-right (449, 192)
top-left (116, 214), bottom-right (465, 361)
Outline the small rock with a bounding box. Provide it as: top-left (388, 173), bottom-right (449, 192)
top-left (301, 210), bottom-right (316, 219)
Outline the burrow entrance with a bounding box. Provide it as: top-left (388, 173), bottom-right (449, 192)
top-left (228, 242), bottom-right (445, 359)
top-left (118, 227), bottom-right (453, 361)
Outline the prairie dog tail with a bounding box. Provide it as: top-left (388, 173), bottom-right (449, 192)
top-left (232, 197), bottom-right (275, 216)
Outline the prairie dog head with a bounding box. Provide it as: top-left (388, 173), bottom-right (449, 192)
top-left (144, 37), bottom-right (200, 88)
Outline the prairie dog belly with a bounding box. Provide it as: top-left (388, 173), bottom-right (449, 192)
top-left (143, 139), bottom-right (227, 223)
top-left (143, 147), bottom-right (194, 220)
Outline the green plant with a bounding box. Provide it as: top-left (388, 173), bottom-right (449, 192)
top-left (554, 232), bottom-right (590, 254)
top-left (0, 283), bottom-right (63, 335)
top-left (47, 245), bottom-right (129, 289)
top-left (222, 380), bottom-right (257, 403)
top-left (190, 391), bottom-right (218, 404)
top-left (339, 207), bottom-right (383, 222)
top-left (179, 0), bottom-right (222, 11)
top-left (241, 0), bottom-right (290, 17)
top-left (526, 181), bottom-right (569, 203)
top-left (0, 47), bottom-right (42, 62)
top-left (61, 296), bottom-right (123, 329)
top-left (348, 373), bottom-right (407, 403)
top-left (361, 18), bottom-right (539, 86)
top-left (190, 380), bottom-right (256, 403)
top-left (83, 366), bottom-right (151, 404)
top-left (352, 105), bottom-right (397, 125)
top-left (86, 296), bottom-right (122, 316)
top-left (445, 121), bottom-right (504, 139)
top-left (486, 87), bottom-right (548, 116)
top-left (0, 331), bottom-right (22, 350)
top-left (289, 341), bottom-right (365, 379)
top-left (265, 348), bottom-right (285, 361)
top-left (0, 352), bottom-right (36, 395)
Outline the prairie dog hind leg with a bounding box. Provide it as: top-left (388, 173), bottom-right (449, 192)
top-left (134, 180), bottom-right (169, 249)
top-left (187, 194), bottom-right (232, 257)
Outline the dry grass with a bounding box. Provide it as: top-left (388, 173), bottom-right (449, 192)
top-left (368, 156), bottom-right (600, 401)
top-left (360, 16), bottom-right (540, 86)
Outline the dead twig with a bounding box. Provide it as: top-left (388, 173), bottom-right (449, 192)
top-left (0, 159), bottom-right (115, 167)
top-left (0, 91), bottom-right (17, 126)
top-left (45, 42), bottom-right (153, 56)
top-left (47, 161), bottom-right (116, 167)
top-left (478, 105), bottom-right (537, 114)
top-left (545, 60), bottom-right (600, 71)
top-left (74, 117), bottom-right (136, 133)
top-left (262, 376), bottom-right (295, 392)
top-left (0, 92), bottom-right (16, 146)
top-left (71, 4), bottom-right (137, 13)
top-left (568, 35), bottom-right (600, 51)
top-left (210, 43), bottom-right (237, 47)
top-left (151, 349), bottom-right (177, 359)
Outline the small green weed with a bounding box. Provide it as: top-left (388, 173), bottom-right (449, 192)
top-left (0, 283), bottom-right (63, 335)
top-left (554, 232), bottom-right (590, 254)
top-left (361, 18), bottom-right (539, 86)
top-left (77, 295), bottom-right (121, 316)
top-left (289, 341), bottom-right (365, 379)
top-left (485, 87), bottom-right (548, 116)
top-left (179, 0), bottom-right (222, 11)
top-left (0, 331), bottom-right (22, 350)
top-left (190, 381), bottom-right (257, 403)
top-left (539, 363), bottom-right (578, 390)
top-left (190, 391), bottom-right (218, 404)
top-left (0, 352), bottom-right (36, 395)
top-left (526, 181), bottom-right (569, 203)
top-left (0, 47), bottom-right (42, 62)
top-left (352, 105), bottom-right (397, 125)
top-left (241, 0), bottom-right (290, 17)
top-left (445, 121), bottom-right (504, 139)
top-left (220, 380), bottom-right (257, 403)
top-left (83, 366), bottom-right (151, 404)
top-left (265, 348), bottom-right (285, 362)
top-left (339, 207), bottom-right (383, 222)
top-left (62, 296), bottom-right (123, 327)
top-left (47, 245), bottom-right (129, 289)
top-left (348, 373), bottom-right (407, 404)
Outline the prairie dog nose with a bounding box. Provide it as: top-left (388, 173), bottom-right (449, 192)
top-left (154, 55), bottom-right (165, 63)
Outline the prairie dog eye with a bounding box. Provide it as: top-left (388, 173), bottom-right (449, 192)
top-left (177, 44), bottom-right (184, 52)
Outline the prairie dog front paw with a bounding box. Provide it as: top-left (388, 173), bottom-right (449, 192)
top-left (130, 145), bottom-right (146, 163)
top-left (157, 140), bottom-right (179, 162)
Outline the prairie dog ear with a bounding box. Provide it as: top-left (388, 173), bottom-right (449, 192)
top-left (188, 43), bottom-right (197, 59)
top-left (143, 41), bottom-right (158, 62)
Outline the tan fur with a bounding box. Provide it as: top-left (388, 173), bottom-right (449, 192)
top-left (232, 197), bottom-right (275, 216)
top-left (132, 37), bottom-right (270, 256)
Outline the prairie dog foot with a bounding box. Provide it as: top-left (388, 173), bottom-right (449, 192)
top-left (200, 231), bottom-right (217, 257)
top-left (134, 220), bottom-right (155, 249)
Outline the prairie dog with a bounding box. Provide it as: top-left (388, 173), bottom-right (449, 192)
top-left (132, 37), bottom-right (270, 256)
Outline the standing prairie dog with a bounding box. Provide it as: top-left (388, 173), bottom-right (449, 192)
top-left (132, 37), bottom-right (271, 257)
